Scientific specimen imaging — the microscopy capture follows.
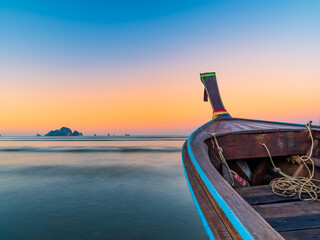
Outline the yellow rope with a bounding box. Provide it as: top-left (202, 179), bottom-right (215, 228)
top-left (211, 133), bottom-right (234, 186)
top-left (262, 121), bottom-right (320, 201)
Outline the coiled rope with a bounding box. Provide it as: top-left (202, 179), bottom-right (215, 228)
top-left (262, 121), bottom-right (320, 201)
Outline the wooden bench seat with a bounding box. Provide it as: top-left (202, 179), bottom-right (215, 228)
top-left (235, 185), bottom-right (303, 205)
top-left (252, 201), bottom-right (320, 232)
top-left (237, 185), bottom-right (320, 239)
top-left (280, 227), bottom-right (320, 240)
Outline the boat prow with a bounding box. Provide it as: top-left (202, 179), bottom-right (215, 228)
top-left (182, 72), bottom-right (320, 239)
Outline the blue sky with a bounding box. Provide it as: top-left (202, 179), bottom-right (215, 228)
top-left (1, 0), bottom-right (319, 135)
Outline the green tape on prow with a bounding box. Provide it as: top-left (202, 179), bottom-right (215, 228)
top-left (200, 73), bottom-right (216, 78)
top-left (200, 73), bottom-right (216, 82)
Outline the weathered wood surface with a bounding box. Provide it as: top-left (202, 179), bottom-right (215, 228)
top-left (236, 185), bottom-right (303, 205)
top-left (201, 72), bottom-right (226, 112)
top-left (214, 118), bottom-right (308, 136)
top-left (192, 151), bottom-right (243, 239)
top-left (204, 118), bottom-right (320, 145)
top-left (215, 130), bottom-right (311, 160)
top-left (279, 227), bottom-right (320, 240)
top-left (182, 142), bottom-right (232, 240)
top-left (253, 201), bottom-right (320, 232)
top-left (189, 118), bottom-right (284, 239)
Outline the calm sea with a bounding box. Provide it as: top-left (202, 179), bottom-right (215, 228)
top-left (0, 136), bottom-right (207, 240)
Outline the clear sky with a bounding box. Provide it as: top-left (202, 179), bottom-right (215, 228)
top-left (1, 0), bottom-right (319, 135)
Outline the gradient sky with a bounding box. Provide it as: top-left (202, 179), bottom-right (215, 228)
top-left (1, 0), bottom-right (319, 135)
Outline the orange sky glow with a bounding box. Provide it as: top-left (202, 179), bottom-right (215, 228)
top-left (1, 1), bottom-right (319, 135)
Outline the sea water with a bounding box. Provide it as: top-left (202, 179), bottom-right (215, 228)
top-left (0, 136), bottom-right (207, 240)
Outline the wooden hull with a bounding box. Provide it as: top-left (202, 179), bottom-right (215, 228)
top-left (182, 117), bottom-right (320, 240)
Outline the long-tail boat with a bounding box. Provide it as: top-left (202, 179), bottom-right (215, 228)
top-left (182, 72), bottom-right (320, 239)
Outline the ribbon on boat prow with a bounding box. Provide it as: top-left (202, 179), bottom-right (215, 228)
top-left (200, 72), bottom-right (231, 119)
top-left (212, 109), bottom-right (229, 119)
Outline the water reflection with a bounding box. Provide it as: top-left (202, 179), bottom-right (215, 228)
top-left (0, 137), bottom-right (206, 240)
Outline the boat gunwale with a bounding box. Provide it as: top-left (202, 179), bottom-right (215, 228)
top-left (185, 117), bottom-right (303, 239)
top-left (201, 117), bottom-right (320, 141)
top-left (182, 143), bottom-right (216, 240)
top-left (187, 117), bottom-right (255, 240)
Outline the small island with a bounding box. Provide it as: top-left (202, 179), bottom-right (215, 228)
top-left (45, 127), bottom-right (83, 136)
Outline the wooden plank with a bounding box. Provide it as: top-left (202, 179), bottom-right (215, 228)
top-left (279, 227), bottom-right (320, 240)
top-left (215, 118), bottom-right (307, 136)
top-left (215, 130), bottom-right (311, 160)
top-left (269, 215), bottom-right (320, 232)
top-left (253, 201), bottom-right (320, 217)
top-left (182, 142), bottom-right (232, 240)
top-left (189, 118), bottom-right (284, 239)
top-left (236, 185), bottom-right (302, 205)
top-left (206, 117), bottom-right (320, 138)
top-left (238, 120), bottom-right (305, 132)
top-left (253, 201), bottom-right (320, 231)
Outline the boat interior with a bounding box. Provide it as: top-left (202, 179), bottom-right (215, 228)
top-left (204, 118), bottom-right (320, 238)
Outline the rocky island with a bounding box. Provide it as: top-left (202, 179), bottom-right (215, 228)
top-left (45, 127), bottom-right (83, 136)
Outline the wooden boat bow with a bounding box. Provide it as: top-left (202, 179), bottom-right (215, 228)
top-left (182, 72), bottom-right (320, 240)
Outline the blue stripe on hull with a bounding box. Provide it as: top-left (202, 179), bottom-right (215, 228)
top-left (181, 149), bottom-right (215, 240)
top-left (186, 119), bottom-right (254, 240)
